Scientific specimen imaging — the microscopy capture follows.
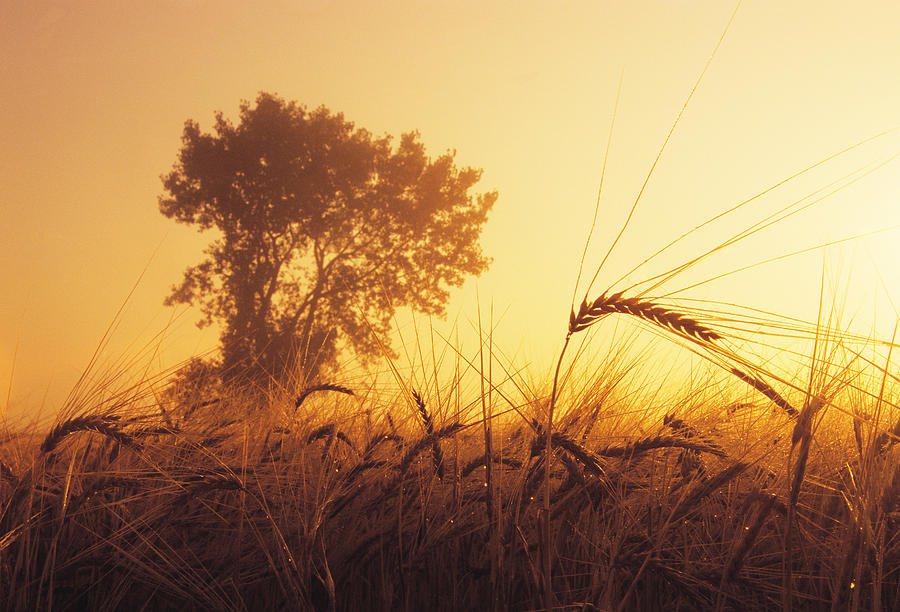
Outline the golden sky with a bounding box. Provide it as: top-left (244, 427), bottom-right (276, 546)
top-left (4, 1), bottom-right (900, 422)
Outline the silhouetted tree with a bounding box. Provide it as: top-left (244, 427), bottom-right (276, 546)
top-left (160, 92), bottom-right (496, 384)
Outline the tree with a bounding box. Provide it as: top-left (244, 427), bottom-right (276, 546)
top-left (160, 92), bottom-right (496, 385)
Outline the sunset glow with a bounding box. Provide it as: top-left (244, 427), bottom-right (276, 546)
top-left (4, 1), bottom-right (900, 420)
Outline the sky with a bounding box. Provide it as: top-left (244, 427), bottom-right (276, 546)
top-left (3, 1), bottom-right (900, 423)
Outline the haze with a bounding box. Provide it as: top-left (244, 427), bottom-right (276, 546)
top-left (4, 1), bottom-right (900, 422)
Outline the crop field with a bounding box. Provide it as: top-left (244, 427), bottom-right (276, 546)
top-left (1, 298), bottom-right (898, 611)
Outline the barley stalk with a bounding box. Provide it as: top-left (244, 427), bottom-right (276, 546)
top-left (413, 390), bottom-right (444, 479)
top-left (853, 414), bottom-right (865, 457)
top-left (460, 454), bottom-right (523, 478)
top-left (784, 394), bottom-right (824, 611)
top-left (530, 428), bottom-right (606, 478)
top-left (874, 415), bottom-right (900, 456)
top-left (294, 383), bottom-right (354, 410)
top-left (306, 423), bottom-right (358, 460)
top-left (362, 432), bottom-right (404, 457)
top-left (396, 422), bottom-right (462, 476)
top-left (596, 435), bottom-right (727, 459)
top-left (307, 423), bottom-right (337, 443)
top-left (670, 461), bottom-right (749, 523)
top-left (569, 290), bottom-right (722, 342)
top-left (730, 367), bottom-right (798, 418)
top-left (0, 460), bottom-right (17, 487)
top-left (40, 415), bottom-right (138, 457)
top-left (723, 491), bottom-right (778, 583)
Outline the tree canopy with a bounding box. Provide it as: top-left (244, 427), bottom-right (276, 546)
top-left (160, 92), bottom-right (496, 384)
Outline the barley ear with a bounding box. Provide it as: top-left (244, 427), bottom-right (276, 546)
top-left (569, 291), bottom-right (722, 343)
top-left (730, 368), bottom-right (798, 418)
top-left (294, 383), bottom-right (354, 410)
top-left (412, 390), bottom-right (444, 479)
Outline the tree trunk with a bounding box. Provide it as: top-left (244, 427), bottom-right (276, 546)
top-left (296, 281), bottom-right (323, 380)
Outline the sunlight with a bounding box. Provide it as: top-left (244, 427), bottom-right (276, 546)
top-left (3, 2), bottom-right (900, 609)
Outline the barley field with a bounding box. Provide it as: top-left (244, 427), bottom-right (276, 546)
top-left (1, 280), bottom-right (898, 611)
